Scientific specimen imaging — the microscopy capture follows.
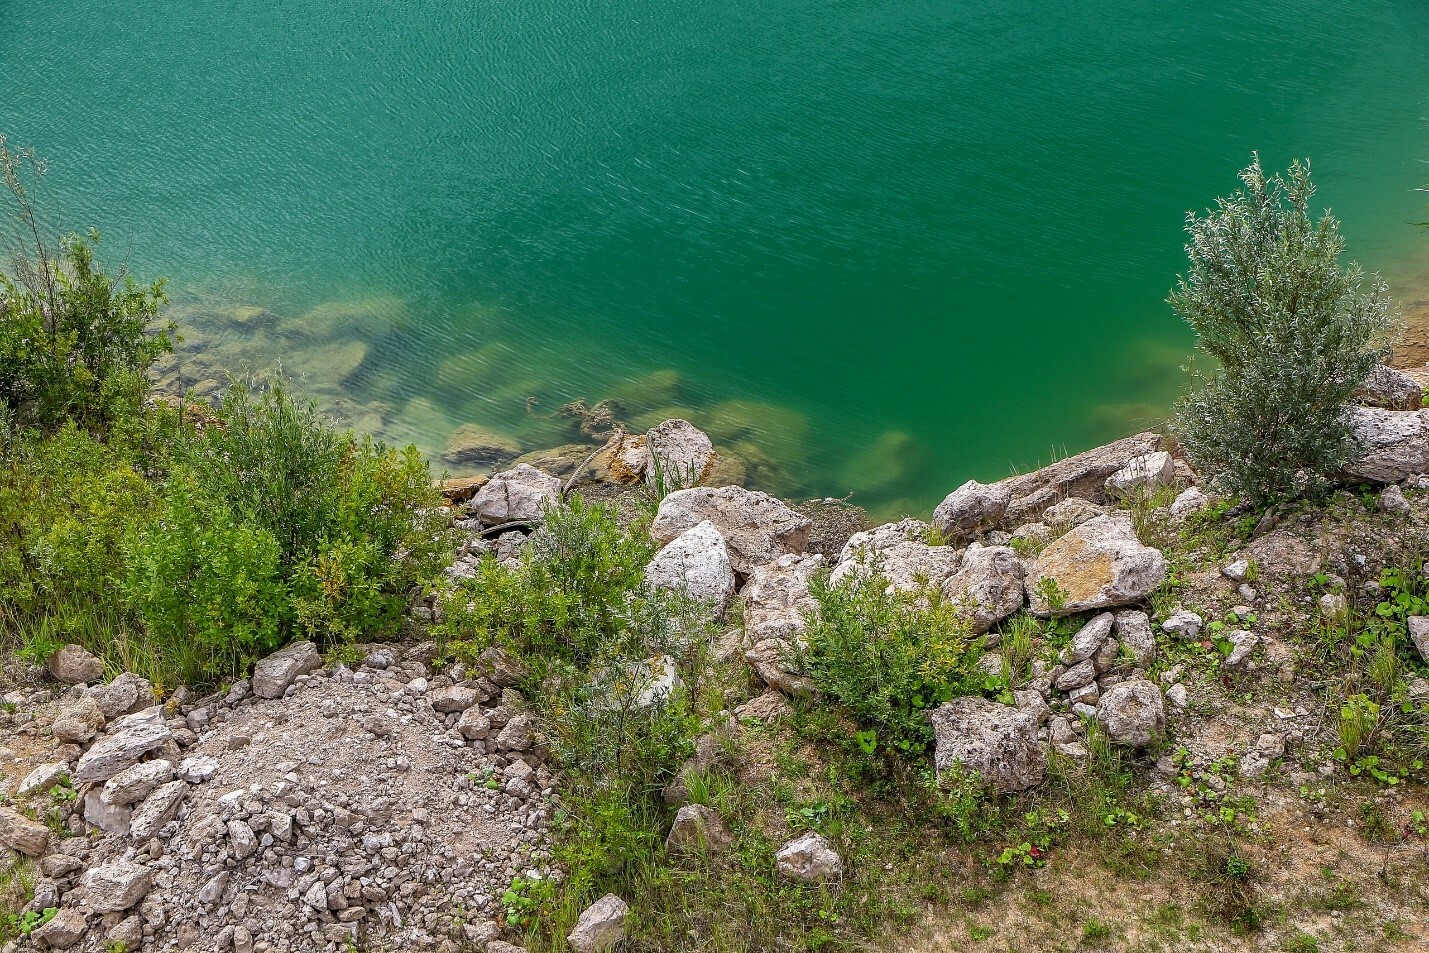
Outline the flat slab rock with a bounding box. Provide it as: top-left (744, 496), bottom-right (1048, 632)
top-left (73, 708), bottom-right (172, 784)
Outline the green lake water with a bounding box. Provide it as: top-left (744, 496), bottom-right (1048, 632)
top-left (4, 0), bottom-right (1428, 514)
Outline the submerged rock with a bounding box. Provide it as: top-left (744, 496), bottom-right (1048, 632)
top-left (443, 422), bottom-right (522, 468)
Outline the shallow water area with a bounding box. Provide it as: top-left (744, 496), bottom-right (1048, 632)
top-left (4, 0), bottom-right (1428, 514)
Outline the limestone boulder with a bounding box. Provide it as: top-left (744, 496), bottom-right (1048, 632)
top-left (644, 520), bottom-right (737, 615)
top-left (665, 804), bottom-right (733, 852)
top-left (1345, 406), bottom-right (1429, 482)
top-left (837, 518), bottom-right (934, 565)
top-left (830, 539), bottom-right (962, 594)
top-left (469, 463), bottom-right (562, 525)
top-left (1096, 679), bottom-right (1166, 747)
top-left (652, 486), bottom-right (811, 574)
top-left (932, 480), bottom-right (1011, 541)
top-left (775, 832), bottom-right (844, 882)
top-left (84, 860), bottom-right (154, 912)
top-left (998, 432), bottom-right (1162, 523)
top-left (128, 780), bottom-right (187, 841)
top-left (52, 694), bottom-right (105, 743)
top-left (73, 709), bottom-right (172, 784)
top-left (941, 545), bottom-right (1026, 633)
top-left (930, 696), bottom-right (1047, 794)
top-left (30, 908), bottom-right (88, 949)
top-left (46, 643), bottom-right (103, 685)
top-left (1104, 451), bottom-right (1175, 498)
top-left (0, 805), bottom-right (50, 855)
top-left (252, 641), bottom-right (321, 699)
top-left (1409, 617), bottom-right (1429, 663)
top-left (567, 893), bottom-right (629, 953)
top-left (741, 554), bottom-right (823, 694)
top-left (1024, 514), bottom-right (1167, 617)
top-left (101, 759), bottom-right (175, 806)
top-left (85, 672), bottom-right (155, 720)
top-left (644, 418), bottom-right (715, 489)
top-left (1354, 364), bottom-right (1422, 411)
top-left (1114, 610), bottom-right (1156, 666)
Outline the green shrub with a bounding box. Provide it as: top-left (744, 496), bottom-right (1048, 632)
top-left (802, 572), bottom-right (984, 756)
top-left (1, 142), bottom-right (170, 438)
top-left (1170, 155), bottom-right (1393, 504)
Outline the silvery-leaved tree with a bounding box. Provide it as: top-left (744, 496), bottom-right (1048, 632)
top-left (1170, 155), bottom-right (1394, 505)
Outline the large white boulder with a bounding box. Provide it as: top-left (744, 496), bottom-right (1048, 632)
top-left (652, 486), bottom-right (811, 574)
top-left (941, 545), bottom-right (1026, 633)
top-left (775, 832), bottom-right (844, 882)
top-left (1104, 451), bottom-right (1175, 498)
top-left (1024, 514), bottom-right (1166, 617)
top-left (644, 419), bottom-right (715, 489)
top-left (644, 521), bottom-right (737, 615)
top-left (1345, 406), bottom-right (1429, 483)
top-left (837, 518), bottom-right (933, 565)
top-left (932, 480), bottom-right (1011, 541)
top-left (469, 463), bottom-right (562, 525)
top-left (830, 540), bottom-right (962, 594)
top-left (931, 696), bottom-right (1047, 794)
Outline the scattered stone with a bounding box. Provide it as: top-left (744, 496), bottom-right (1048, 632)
top-left (1354, 364), bottom-right (1423, 410)
top-left (1406, 617), bottom-right (1429, 663)
top-left (1096, 679), bottom-right (1166, 747)
top-left (102, 759), bottom-right (175, 806)
top-left (85, 672), bottom-right (155, 720)
top-left (1025, 514), bottom-right (1167, 616)
top-left (734, 691), bottom-right (792, 722)
top-left (1166, 683), bottom-right (1189, 709)
top-left (665, 804), bottom-right (733, 852)
top-left (176, 754), bottom-right (220, 783)
top-left (1160, 611), bottom-right (1203, 640)
top-left (645, 520), bottom-right (737, 615)
top-left (1055, 660), bottom-right (1097, 692)
top-left (30, 908), bottom-right (88, 949)
top-left (83, 787), bottom-right (133, 835)
top-left (1319, 592), bottom-right (1348, 624)
top-left (46, 643), bottom-right (103, 685)
top-left (930, 697), bottom-right (1047, 793)
top-left (0, 805), bottom-right (51, 855)
top-left (932, 480), bottom-right (1011, 540)
top-left (1104, 451), bottom-right (1175, 498)
top-left (17, 762), bottom-right (70, 797)
top-left (774, 832), bottom-right (844, 882)
top-left (469, 463), bottom-right (562, 524)
top-left (1061, 613), bottom-right (1115, 664)
top-left (1169, 486), bottom-right (1209, 517)
top-left (1223, 629), bottom-right (1260, 671)
top-left (837, 519), bottom-right (933, 564)
top-left (1380, 483), bottom-right (1411, 516)
top-left (84, 860), bottom-right (155, 912)
top-left (568, 893), bottom-right (629, 953)
top-left (128, 781), bottom-right (187, 841)
top-left (1114, 610), bottom-right (1156, 666)
top-left (52, 694), bottom-right (106, 744)
top-left (429, 685), bottom-right (481, 714)
top-left (652, 486), bottom-right (812, 574)
top-left (252, 640), bottom-right (322, 699)
top-left (1042, 497), bottom-right (1105, 528)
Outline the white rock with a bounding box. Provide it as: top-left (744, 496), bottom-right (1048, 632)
top-left (830, 539), bottom-right (962, 595)
top-left (1345, 406), bottom-right (1429, 482)
top-left (83, 787), bottom-right (132, 836)
top-left (0, 806), bottom-right (50, 855)
top-left (1165, 683), bottom-right (1189, 708)
top-left (252, 641), bottom-right (322, 699)
top-left (469, 463), bottom-right (562, 525)
top-left (17, 762), bottom-right (70, 798)
top-left (73, 709), bottom-right (172, 784)
top-left (46, 643), bottom-right (103, 685)
top-left (1354, 364), bottom-right (1423, 410)
top-left (1222, 559), bottom-right (1250, 582)
top-left (128, 781), bottom-right (187, 841)
top-left (633, 655), bottom-right (683, 708)
top-left (1407, 617), bottom-right (1429, 663)
top-left (651, 486), bottom-right (811, 574)
top-left (941, 545), bottom-right (1026, 633)
top-left (1061, 613), bottom-right (1115, 664)
top-left (1169, 486), bottom-right (1209, 517)
top-left (1223, 629), bottom-right (1260, 670)
top-left (1104, 451), bottom-right (1175, 498)
top-left (644, 521), bottom-right (737, 615)
top-left (1380, 483), bottom-right (1411, 516)
top-left (177, 755), bottom-right (220, 784)
top-left (84, 860), bottom-right (154, 912)
top-left (1024, 514), bottom-right (1166, 617)
top-left (837, 518), bottom-right (933, 565)
top-left (102, 759), bottom-right (175, 806)
top-left (774, 832), bottom-right (844, 882)
top-left (1114, 610), bottom-right (1156, 666)
top-left (567, 893), bottom-right (629, 953)
top-left (665, 804), bottom-right (733, 852)
top-left (932, 480), bottom-right (1011, 541)
top-left (1160, 611), bottom-right (1203, 640)
top-left (644, 419), bottom-right (714, 489)
top-left (930, 696), bottom-right (1047, 793)
top-left (1096, 679), bottom-right (1165, 747)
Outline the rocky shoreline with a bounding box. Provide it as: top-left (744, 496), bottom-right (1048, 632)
top-left (4, 365), bottom-right (1429, 952)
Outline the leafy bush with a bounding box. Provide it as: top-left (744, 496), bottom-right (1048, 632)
top-left (1, 142), bottom-right (171, 437)
top-left (1170, 155), bottom-right (1393, 504)
top-left (802, 572), bottom-right (984, 756)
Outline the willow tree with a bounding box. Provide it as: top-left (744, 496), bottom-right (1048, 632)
top-left (1170, 155), bottom-right (1394, 504)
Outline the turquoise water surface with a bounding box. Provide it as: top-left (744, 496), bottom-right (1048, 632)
top-left (3, 0), bottom-right (1428, 512)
